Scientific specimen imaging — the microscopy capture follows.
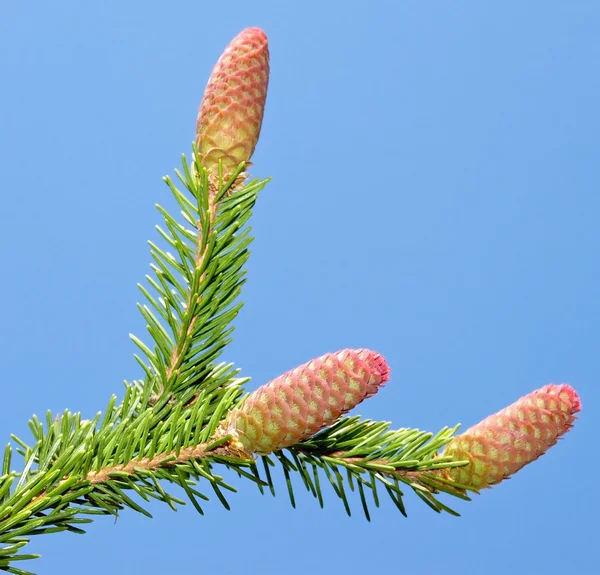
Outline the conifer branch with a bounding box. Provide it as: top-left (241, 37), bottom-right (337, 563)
top-left (0, 26), bottom-right (581, 574)
top-left (148, 161), bottom-right (236, 403)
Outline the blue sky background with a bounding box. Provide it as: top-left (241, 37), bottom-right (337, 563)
top-left (1, 2), bottom-right (597, 573)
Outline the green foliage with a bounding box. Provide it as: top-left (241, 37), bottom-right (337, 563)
top-left (0, 151), bottom-right (469, 574)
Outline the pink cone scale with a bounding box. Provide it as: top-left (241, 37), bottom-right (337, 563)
top-left (195, 27), bottom-right (270, 179)
top-left (225, 349), bottom-right (391, 455)
top-left (441, 384), bottom-right (581, 489)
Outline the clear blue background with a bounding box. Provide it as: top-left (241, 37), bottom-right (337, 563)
top-left (1, 1), bottom-right (597, 573)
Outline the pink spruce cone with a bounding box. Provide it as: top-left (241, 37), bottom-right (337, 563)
top-left (225, 349), bottom-right (391, 455)
top-left (441, 384), bottom-right (581, 489)
top-left (195, 27), bottom-right (269, 178)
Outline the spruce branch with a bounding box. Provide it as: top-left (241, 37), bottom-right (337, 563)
top-left (0, 26), bottom-right (582, 574)
top-left (137, 26), bottom-right (270, 406)
top-left (137, 158), bottom-right (267, 405)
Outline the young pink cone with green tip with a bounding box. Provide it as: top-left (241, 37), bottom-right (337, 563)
top-left (195, 27), bottom-right (269, 179)
top-left (225, 349), bottom-right (391, 455)
top-left (441, 384), bottom-right (581, 489)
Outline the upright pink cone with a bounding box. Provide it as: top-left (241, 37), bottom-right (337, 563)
top-left (441, 384), bottom-right (581, 489)
top-left (225, 349), bottom-right (391, 455)
top-left (196, 27), bottom-right (269, 179)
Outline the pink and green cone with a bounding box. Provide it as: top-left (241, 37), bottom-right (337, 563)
top-left (441, 384), bottom-right (581, 489)
top-left (195, 27), bottom-right (270, 179)
top-left (225, 349), bottom-right (391, 455)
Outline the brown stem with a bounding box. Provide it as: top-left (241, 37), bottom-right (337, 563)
top-left (11, 432), bottom-right (251, 523)
top-left (86, 433), bottom-right (248, 484)
top-left (320, 450), bottom-right (466, 496)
